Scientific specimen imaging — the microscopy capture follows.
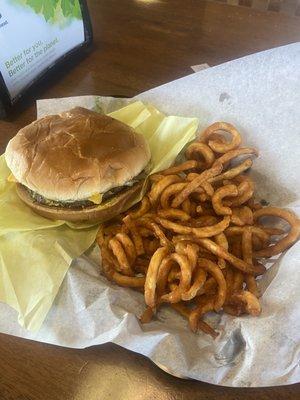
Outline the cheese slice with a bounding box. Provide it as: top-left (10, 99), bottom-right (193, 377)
top-left (7, 173), bottom-right (17, 183)
top-left (88, 193), bottom-right (103, 205)
top-left (7, 174), bottom-right (103, 205)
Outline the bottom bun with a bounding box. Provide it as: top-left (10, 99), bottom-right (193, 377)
top-left (16, 182), bottom-right (143, 223)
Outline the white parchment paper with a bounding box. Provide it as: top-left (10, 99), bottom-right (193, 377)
top-left (0, 43), bottom-right (300, 387)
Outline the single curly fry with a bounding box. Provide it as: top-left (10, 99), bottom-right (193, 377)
top-left (160, 253), bottom-right (193, 303)
top-left (224, 176), bottom-right (255, 207)
top-left (157, 208), bottom-right (191, 221)
top-left (181, 267), bottom-right (207, 301)
top-left (149, 174), bottom-right (164, 183)
top-left (149, 175), bottom-right (182, 205)
top-left (194, 215), bottom-right (218, 227)
top-left (186, 176), bottom-right (215, 197)
top-left (145, 247), bottom-right (170, 308)
top-left (229, 290), bottom-right (261, 316)
top-left (231, 206), bottom-right (254, 226)
top-left (115, 232), bottom-right (136, 266)
top-left (171, 302), bottom-right (219, 338)
top-left (157, 215), bottom-right (231, 238)
top-left (200, 122), bottom-right (242, 153)
top-left (175, 242), bottom-right (199, 271)
top-left (156, 256), bottom-right (176, 296)
top-left (109, 237), bottom-right (134, 276)
top-left (212, 184), bottom-right (238, 215)
top-left (123, 215), bottom-right (145, 256)
top-left (242, 228), bottom-right (259, 297)
top-left (197, 237), bottom-right (265, 275)
top-left (161, 160), bottom-right (199, 176)
top-left (198, 258), bottom-right (227, 311)
top-left (181, 198), bottom-right (192, 215)
top-left (214, 147), bottom-right (258, 167)
top-left (140, 306), bottom-right (155, 323)
top-left (209, 159), bottom-right (253, 183)
top-left (214, 232), bottom-right (228, 269)
top-left (138, 218), bottom-right (173, 249)
top-left (189, 295), bottom-right (215, 332)
top-left (129, 196), bottom-right (151, 219)
top-left (185, 142), bottom-right (215, 169)
top-left (101, 246), bottom-right (145, 288)
top-left (225, 225), bottom-right (269, 245)
top-left (172, 163), bottom-right (223, 207)
top-left (254, 207), bottom-right (300, 257)
top-left (233, 270), bottom-right (244, 292)
top-left (160, 182), bottom-right (187, 209)
top-left (225, 267), bottom-right (234, 301)
top-left (201, 181), bottom-right (214, 197)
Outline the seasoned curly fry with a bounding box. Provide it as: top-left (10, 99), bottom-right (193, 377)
top-left (101, 246), bottom-right (145, 288)
top-left (210, 159), bottom-right (253, 183)
top-left (161, 160), bottom-right (199, 175)
top-left (157, 215), bottom-right (231, 238)
top-left (149, 174), bottom-right (164, 183)
top-left (138, 218), bottom-right (173, 249)
top-left (200, 122), bottom-right (242, 153)
top-left (233, 270), bottom-right (244, 292)
top-left (156, 256), bottom-right (176, 296)
top-left (225, 267), bottom-right (234, 301)
top-left (214, 232), bottom-right (228, 269)
top-left (256, 226), bottom-right (285, 236)
top-left (172, 302), bottom-right (218, 338)
top-left (175, 242), bottom-right (199, 272)
top-left (157, 208), bottom-right (191, 221)
top-left (242, 228), bottom-right (259, 297)
top-left (181, 268), bottom-right (207, 301)
top-left (198, 258), bottom-right (226, 311)
top-left (115, 232), bottom-right (136, 266)
top-left (140, 306), bottom-right (155, 323)
top-left (160, 253), bottom-right (192, 303)
top-left (185, 142), bottom-right (215, 169)
top-left (172, 163), bottom-right (222, 207)
top-left (189, 295), bottom-right (215, 332)
top-left (145, 247), bottom-right (170, 308)
top-left (225, 225), bottom-right (269, 245)
top-left (215, 147), bottom-right (258, 167)
top-left (123, 215), bottom-right (145, 256)
top-left (254, 207), bottom-right (300, 257)
top-left (224, 176), bottom-right (254, 207)
top-left (149, 175), bottom-right (181, 205)
top-left (130, 196), bottom-right (151, 219)
top-left (231, 206), bottom-right (253, 226)
top-left (181, 198), bottom-right (192, 215)
top-left (160, 182), bottom-right (187, 209)
top-left (109, 237), bottom-right (133, 276)
top-left (229, 290), bottom-right (261, 316)
top-left (212, 184), bottom-right (238, 215)
top-left (197, 237), bottom-right (265, 275)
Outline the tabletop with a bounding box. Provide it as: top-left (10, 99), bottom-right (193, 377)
top-left (0, 1), bottom-right (300, 399)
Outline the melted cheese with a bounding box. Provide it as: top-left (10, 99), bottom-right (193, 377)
top-left (7, 173), bottom-right (103, 205)
top-left (7, 173), bottom-right (17, 183)
top-left (88, 193), bottom-right (103, 205)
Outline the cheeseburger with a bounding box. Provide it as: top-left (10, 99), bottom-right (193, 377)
top-left (5, 107), bottom-right (151, 222)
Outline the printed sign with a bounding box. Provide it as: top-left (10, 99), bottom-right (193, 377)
top-left (0, 0), bottom-right (85, 101)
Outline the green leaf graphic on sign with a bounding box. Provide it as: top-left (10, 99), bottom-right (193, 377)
top-left (13, 0), bottom-right (82, 23)
top-left (73, 1), bottom-right (81, 19)
top-left (26, 0), bottom-right (42, 13)
top-left (61, 0), bottom-right (73, 17)
top-left (43, 1), bottom-right (55, 21)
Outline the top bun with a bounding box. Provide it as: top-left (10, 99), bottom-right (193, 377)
top-left (5, 107), bottom-right (151, 201)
